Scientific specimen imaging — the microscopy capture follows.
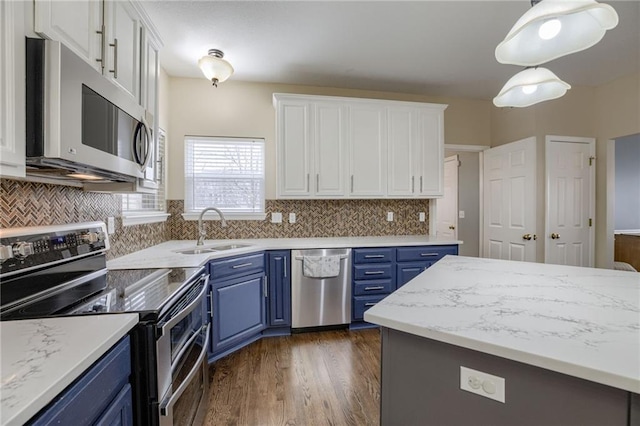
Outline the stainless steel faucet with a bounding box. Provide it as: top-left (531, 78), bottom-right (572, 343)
top-left (197, 207), bottom-right (227, 245)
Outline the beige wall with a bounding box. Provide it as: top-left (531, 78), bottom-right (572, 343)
top-left (165, 78), bottom-right (492, 200)
top-left (489, 72), bottom-right (640, 267)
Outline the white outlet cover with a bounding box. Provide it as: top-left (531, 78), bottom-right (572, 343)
top-left (289, 212), bottom-right (296, 223)
top-left (387, 212), bottom-right (394, 222)
top-left (107, 217), bottom-right (115, 234)
top-left (460, 366), bottom-right (505, 403)
top-left (419, 212), bottom-right (426, 222)
top-left (459, 210), bottom-right (466, 219)
top-left (271, 212), bottom-right (283, 223)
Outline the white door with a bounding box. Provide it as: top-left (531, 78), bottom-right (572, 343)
top-left (314, 101), bottom-right (346, 197)
top-left (387, 107), bottom-right (417, 197)
top-left (436, 156), bottom-right (458, 239)
top-left (545, 136), bottom-right (595, 266)
top-left (276, 100), bottom-right (311, 197)
top-left (417, 108), bottom-right (445, 197)
top-left (105, 0), bottom-right (140, 99)
top-left (483, 137), bottom-right (537, 262)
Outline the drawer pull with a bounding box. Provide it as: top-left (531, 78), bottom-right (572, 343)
top-left (364, 271), bottom-right (385, 275)
top-left (364, 303), bottom-right (377, 307)
top-left (364, 254), bottom-right (385, 259)
top-left (364, 286), bottom-right (385, 291)
top-left (232, 262), bottom-right (253, 269)
top-left (420, 253), bottom-right (439, 257)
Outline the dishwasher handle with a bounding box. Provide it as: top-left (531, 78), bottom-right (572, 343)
top-left (294, 254), bottom-right (349, 261)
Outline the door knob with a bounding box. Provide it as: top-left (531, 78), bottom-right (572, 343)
top-left (550, 233), bottom-right (560, 239)
top-left (522, 234), bottom-right (532, 240)
top-left (449, 225), bottom-right (455, 230)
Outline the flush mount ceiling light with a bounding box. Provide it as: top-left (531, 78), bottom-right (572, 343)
top-left (198, 49), bottom-right (234, 87)
top-left (493, 67), bottom-right (571, 108)
top-left (495, 0), bottom-right (619, 66)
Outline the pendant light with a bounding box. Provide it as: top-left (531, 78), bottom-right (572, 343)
top-left (495, 0), bottom-right (619, 66)
top-left (198, 49), bottom-right (234, 87)
top-left (493, 67), bottom-right (571, 108)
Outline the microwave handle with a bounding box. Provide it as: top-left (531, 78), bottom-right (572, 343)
top-left (140, 116), bottom-right (152, 169)
top-left (132, 120), bottom-right (152, 170)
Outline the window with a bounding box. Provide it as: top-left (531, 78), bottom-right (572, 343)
top-left (121, 129), bottom-right (168, 225)
top-left (184, 136), bottom-right (265, 219)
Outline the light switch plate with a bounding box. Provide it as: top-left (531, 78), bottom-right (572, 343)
top-left (271, 212), bottom-right (283, 223)
top-left (419, 212), bottom-right (426, 222)
top-left (289, 212), bottom-right (296, 223)
top-left (387, 212), bottom-right (394, 222)
top-left (107, 217), bottom-right (115, 234)
top-left (459, 210), bottom-right (465, 219)
top-left (460, 366), bottom-right (505, 403)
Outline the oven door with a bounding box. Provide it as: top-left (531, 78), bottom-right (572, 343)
top-left (159, 323), bottom-right (210, 426)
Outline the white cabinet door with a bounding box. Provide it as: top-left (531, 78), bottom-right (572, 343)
top-left (314, 102), bottom-right (346, 197)
top-left (348, 104), bottom-right (387, 197)
top-left (387, 107), bottom-right (417, 197)
top-left (139, 28), bottom-right (160, 188)
top-left (104, 0), bottom-right (140, 99)
top-left (34, 0), bottom-right (102, 73)
top-left (276, 100), bottom-right (311, 197)
top-left (417, 108), bottom-right (445, 197)
top-left (0, 0), bottom-right (26, 178)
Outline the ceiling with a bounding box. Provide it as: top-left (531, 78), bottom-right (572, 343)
top-left (141, 1), bottom-right (640, 101)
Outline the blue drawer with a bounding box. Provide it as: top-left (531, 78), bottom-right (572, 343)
top-left (353, 279), bottom-right (394, 296)
top-left (209, 252), bottom-right (265, 280)
top-left (396, 245), bottom-right (458, 262)
top-left (353, 263), bottom-right (392, 280)
top-left (353, 248), bottom-right (395, 264)
top-left (353, 295), bottom-right (386, 320)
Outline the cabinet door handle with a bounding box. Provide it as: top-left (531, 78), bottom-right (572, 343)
top-left (263, 276), bottom-right (268, 298)
top-left (316, 174), bottom-right (319, 191)
top-left (420, 253), bottom-right (439, 257)
top-left (364, 254), bottom-right (385, 259)
top-left (96, 24), bottom-right (106, 70)
top-left (420, 176), bottom-right (423, 193)
top-left (109, 38), bottom-right (118, 78)
top-left (284, 257), bottom-right (287, 278)
top-left (364, 303), bottom-right (377, 307)
top-left (364, 286), bottom-right (385, 291)
top-left (207, 290), bottom-right (214, 319)
top-left (351, 175), bottom-right (354, 193)
top-left (306, 173), bottom-right (310, 191)
top-left (232, 262), bottom-right (253, 269)
top-left (364, 271), bottom-right (385, 275)
top-left (412, 176), bottom-right (415, 193)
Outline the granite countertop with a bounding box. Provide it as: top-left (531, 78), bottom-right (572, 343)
top-left (107, 235), bottom-right (462, 269)
top-left (0, 314), bottom-right (139, 425)
top-left (364, 256), bottom-right (640, 393)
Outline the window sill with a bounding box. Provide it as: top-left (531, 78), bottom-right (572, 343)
top-left (122, 213), bottom-right (171, 226)
top-left (182, 212), bottom-right (267, 221)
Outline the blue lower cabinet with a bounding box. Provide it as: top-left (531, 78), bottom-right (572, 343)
top-left (396, 261), bottom-right (432, 289)
top-left (211, 272), bottom-right (267, 355)
top-left (266, 251), bottom-right (291, 328)
top-left (353, 295), bottom-right (387, 321)
top-left (396, 245), bottom-right (459, 288)
top-left (30, 337), bottom-right (132, 426)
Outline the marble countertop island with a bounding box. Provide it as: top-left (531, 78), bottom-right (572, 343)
top-left (364, 256), bottom-right (640, 393)
top-left (1, 314), bottom-right (139, 425)
top-left (107, 235), bottom-right (461, 269)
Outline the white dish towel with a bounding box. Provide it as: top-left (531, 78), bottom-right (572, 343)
top-left (302, 255), bottom-right (342, 278)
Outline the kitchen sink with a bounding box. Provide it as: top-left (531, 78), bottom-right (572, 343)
top-left (174, 243), bottom-right (252, 255)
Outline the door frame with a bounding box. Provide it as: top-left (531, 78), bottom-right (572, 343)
top-left (544, 135), bottom-right (596, 266)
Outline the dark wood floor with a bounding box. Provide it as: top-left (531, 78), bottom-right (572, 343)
top-left (204, 328), bottom-right (381, 426)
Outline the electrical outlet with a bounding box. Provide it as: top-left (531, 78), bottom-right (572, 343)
top-left (419, 212), bottom-right (426, 222)
top-left (289, 212), bottom-right (296, 223)
top-left (460, 366), bottom-right (505, 403)
top-left (459, 210), bottom-right (465, 219)
top-left (387, 212), bottom-right (394, 222)
top-left (107, 217), bottom-right (115, 234)
top-left (271, 212), bottom-right (282, 223)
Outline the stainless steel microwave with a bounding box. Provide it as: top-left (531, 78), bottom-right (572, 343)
top-left (25, 38), bottom-right (156, 190)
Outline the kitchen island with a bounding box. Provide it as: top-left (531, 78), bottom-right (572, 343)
top-left (364, 256), bottom-right (640, 425)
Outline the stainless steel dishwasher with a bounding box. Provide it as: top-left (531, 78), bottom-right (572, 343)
top-left (291, 248), bottom-right (351, 328)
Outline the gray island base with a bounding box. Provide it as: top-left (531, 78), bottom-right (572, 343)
top-left (381, 328), bottom-right (639, 426)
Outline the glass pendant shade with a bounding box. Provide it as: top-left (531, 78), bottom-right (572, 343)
top-left (493, 67), bottom-right (571, 107)
top-left (198, 49), bottom-right (234, 85)
top-left (495, 0), bottom-right (619, 66)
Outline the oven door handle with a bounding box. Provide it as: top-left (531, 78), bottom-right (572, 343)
top-left (158, 274), bottom-right (209, 335)
top-left (160, 323), bottom-right (210, 416)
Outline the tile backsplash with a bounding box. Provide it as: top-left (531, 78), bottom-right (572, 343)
top-left (1, 178), bottom-right (430, 260)
top-left (168, 199), bottom-right (429, 240)
top-left (0, 179), bottom-right (166, 259)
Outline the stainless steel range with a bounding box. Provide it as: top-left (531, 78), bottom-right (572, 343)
top-left (0, 222), bottom-right (210, 426)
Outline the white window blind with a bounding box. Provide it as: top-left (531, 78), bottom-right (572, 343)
top-left (184, 136), bottom-right (265, 215)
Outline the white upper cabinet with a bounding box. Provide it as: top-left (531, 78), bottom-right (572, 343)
top-left (104, 0), bottom-right (140, 99)
top-left (274, 93), bottom-right (446, 199)
top-left (348, 104), bottom-right (387, 197)
top-left (1, 0), bottom-right (26, 178)
top-left (34, 0), bottom-right (102, 73)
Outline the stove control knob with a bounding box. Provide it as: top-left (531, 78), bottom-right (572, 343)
top-left (0, 245), bottom-right (14, 260)
top-left (81, 232), bottom-right (100, 244)
top-left (13, 242), bottom-right (34, 258)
